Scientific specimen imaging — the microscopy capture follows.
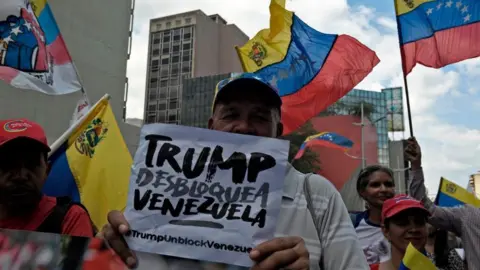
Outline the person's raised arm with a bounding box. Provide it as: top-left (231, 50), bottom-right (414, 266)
top-left (406, 137), bottom-right (464, 236)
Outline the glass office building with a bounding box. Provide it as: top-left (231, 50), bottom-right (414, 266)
top-left (180, 73), bottom-right (231, 128)
top-left (327, 89), bottom-right (391, 166)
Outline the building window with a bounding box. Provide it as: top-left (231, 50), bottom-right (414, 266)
top-left (166, 21), bottom-right (171, 27)
top-left (169, 77), bottom-right (179, 86)
top-left (149, 78), bottom-right (158, 88)
top-left (153, 37), bottom-right (160, 44)
top-left (148, 104), bottom-right (156, 112)
top-left (152, 49), bottom-right (160, 56)
top-left (162, 47), bottom-right (169, 54)
top-left (169, 87), bottom-right (178, 98)
top-left (160, 69), bottom-right (169, 78)
top-left (149, 90), bottom-right (157, 100)
top-left (161, 58), bottom-right (169, 65)
top-left (158, 103), bottom-right (167, 111)
top-left (171, 67), bottom-right (179, 75)
top-left (160, 79), bottom-right (168, 88)
top-left (182, 53), bottom-right (190, 62)
top-left (169, 98), bottom-right (178, 109)
top-left (183, 43), bottom-right (191, 51)
top-left (173, 35), bottom-right (180, 42)
top-left (159, 88), bottom-right (167, 99)
top-left (172, 55), bottom-right (180, 63)
top-left (172, 45), bottom-right (180, 53)
top-left (157, 111), bottom-right (166, 122)
top-left (147, 115), bottom-right (156, 124)
top-left (175, 20), bottom-right (181, 26)
top-left (183, 27), bottom-right (192, 39)
top-left (163, 35), bottom-right (170, 43)
top-left (182, 65), bottom-right (190, 73)
top-left (168, 110), bottom-right (177, 121)
top-left (185, 18), bottom-right (191, 24)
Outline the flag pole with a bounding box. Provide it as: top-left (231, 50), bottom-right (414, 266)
top-left (393, 1), bottom-right (414, 137)
top-left (49, 94), bottom-right (111, 157)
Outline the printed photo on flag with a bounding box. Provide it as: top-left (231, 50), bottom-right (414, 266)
top-left (0, 0), bottom-right (82, 94)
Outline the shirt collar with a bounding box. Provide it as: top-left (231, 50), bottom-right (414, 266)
top-left (282, 163), bottom-right (298, 200)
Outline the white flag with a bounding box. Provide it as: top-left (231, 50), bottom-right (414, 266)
top-left (70, 93), bottom-right (90, 126)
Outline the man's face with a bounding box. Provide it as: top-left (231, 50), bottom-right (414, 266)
top-left (0, 139), bottom-right (47, 217)
top-left (209, 97), bottom-right (282, 138)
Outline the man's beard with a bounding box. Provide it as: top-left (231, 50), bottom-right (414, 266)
top-left (0, 172), bottom-right (43, 218)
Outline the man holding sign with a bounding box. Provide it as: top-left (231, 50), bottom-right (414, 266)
top-left (101, 73), bottom-right (368, 270)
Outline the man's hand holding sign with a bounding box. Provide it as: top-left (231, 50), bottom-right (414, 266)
top-left (103, 123), bottom-right (308, 269)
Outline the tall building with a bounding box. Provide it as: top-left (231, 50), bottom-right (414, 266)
top-left (181, 73), bottom-right (231, 128)
top-left (0, 0), bottom-right (140, 155)
top-left (144, 11), bottom-right (249, 124)
top-left (327, 88), bottom-right (395, 166)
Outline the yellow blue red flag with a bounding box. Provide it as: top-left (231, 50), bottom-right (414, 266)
top-left (435, 177), bottom-right (480, 207)
top-left (236, 0), bottom-right (379, 134)
top-left (0, 0), bottom-right (82, 94)
top-left (399, 243), bottom-right (436, 270)
top-left (294, 132), bottom-right (353, 159)
top-left (394, 0), bottom-right (480, 74)
top-left (43, 95), bottom-right (132, 228)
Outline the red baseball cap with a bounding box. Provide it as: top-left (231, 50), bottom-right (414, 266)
top-left (0, 119), bottom-right (50, 151)
top-left (382, 194), bottom-right (429, 222)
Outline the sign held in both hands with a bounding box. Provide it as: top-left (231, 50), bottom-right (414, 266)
top-left (124, 124), bottom-right (289, 267)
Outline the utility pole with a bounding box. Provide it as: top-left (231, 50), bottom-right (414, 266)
top-left (353, 102), bottom-right (366, 169)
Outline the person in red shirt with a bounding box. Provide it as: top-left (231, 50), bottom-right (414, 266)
top-left (0, 119), bottom-right (93, 237)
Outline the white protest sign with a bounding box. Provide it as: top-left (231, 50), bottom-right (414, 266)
top-left (124, 124), bottom-right (289, 267)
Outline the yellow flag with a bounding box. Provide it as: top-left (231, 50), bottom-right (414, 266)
top-left (394, 0), bottom-right (436, 16)
top-left (64, 96), bottom-right (132, 228)
top-left (235, 0), bottom-right (293, 72)
top-left (401, 243), bottom-right (436, 269)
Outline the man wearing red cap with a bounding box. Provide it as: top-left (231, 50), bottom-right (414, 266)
top-left (0, 119), bottom-right (94, 237)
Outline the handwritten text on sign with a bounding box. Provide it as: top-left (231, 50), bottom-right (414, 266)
top-left (124, 124), bottom-right (289, 267)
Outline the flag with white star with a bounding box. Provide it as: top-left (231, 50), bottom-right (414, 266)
top-left (294, 131), bottom-right (353, 160)
top-left (235, 0), bottom-right (379, 134)
top-left (395, 0), bottom-right (480, 74)
top-left (0, 0), bottom-right (82, 94)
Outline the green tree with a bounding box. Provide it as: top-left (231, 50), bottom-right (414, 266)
top-left (280, 121), bottom-right (321, 173)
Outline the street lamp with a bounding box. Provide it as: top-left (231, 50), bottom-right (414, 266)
top-left (350, 102), bottom-right (387, 169)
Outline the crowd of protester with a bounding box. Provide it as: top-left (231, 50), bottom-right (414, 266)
top-left (0, 73), bottom-right (478, 269)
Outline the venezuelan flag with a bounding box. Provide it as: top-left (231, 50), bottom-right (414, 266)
top-left (399, 243), bottom-right (436, 270)
top-left (0, 0), bottom-right (81, 94)
top-left (395, 0), bottom-right (480, 74)
top-left (435, 177), bottom-right (480, 207)
top-left (43, 95), bottom-right (132, 228)
top-left (235, 0), bottom-right (380, 134)
top-left (294, 132), bottom-right (353, 159)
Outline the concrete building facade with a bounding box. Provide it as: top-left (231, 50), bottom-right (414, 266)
top-left (143, 10), bottom-right (249, 124)
top-left (0, 0), bottom-right (140, 155)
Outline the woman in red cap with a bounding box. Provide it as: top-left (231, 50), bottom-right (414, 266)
top-left (378, 194), bottom-right (430, 270)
